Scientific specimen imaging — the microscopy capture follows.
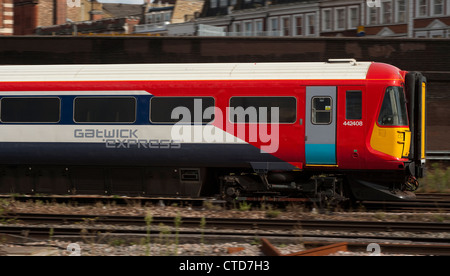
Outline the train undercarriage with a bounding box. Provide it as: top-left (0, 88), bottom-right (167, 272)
top-left (0, 165), bottom-right (417, 205)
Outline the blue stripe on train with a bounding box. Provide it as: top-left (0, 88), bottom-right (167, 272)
top-left (0, 142), bottom-right (283, 167)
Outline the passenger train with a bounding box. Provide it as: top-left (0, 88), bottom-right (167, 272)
top-left (0, 59), bottom-right (426, 203)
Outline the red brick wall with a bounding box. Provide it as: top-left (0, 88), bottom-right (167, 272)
top-left (38, 0), bottom-right (53, 26)
top-left (0, 0), bottom-right (14, 35)
top-left (13, 0), bottom-right (38, 35)
top-left (36, 0), bottom-right (70, 27)
top-left (125, 18), bottom-right (139, 34)
top-left (14, 0), bottom-right (82, 34)
top-left (54, 0), bottom-right (66, 25)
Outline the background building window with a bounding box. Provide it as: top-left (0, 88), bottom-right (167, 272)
top-left (306, 14), bottom-right (315, 35)
top-left (396, 0), bottom-right (406, 23)
top-left (368, 7), bottom-right (378, 25)
top-left (322, 9), bottom-right (331, 31)
top-left (155, 13), bottom-right (162, 23)
top-left (255, 20), bottom-right (263, 35)
top-left (348, 7), bottom-right (359, 29)
top-left (146, 14), bottom-right (153, 24)
top-left (294, 16), bottom-right (303, 36)
top-left (417, 0), bottom-right (428, 17)
top-left (335, 8), bottom-right (345, 30)
top-left (164, 12), bottom-right (172, 22)
top-left (282, 17), bottom-right (291, 36)
top-left (269, 17), bottom-right (279, 36)
top-left (244, 21), bottom-right (252, 36)
top-left (381, 1), bottom-right (392, 24)
top-left (233, 22), bottom-right (241, 33)
top-left (433, 0), bottom-right (444, 15)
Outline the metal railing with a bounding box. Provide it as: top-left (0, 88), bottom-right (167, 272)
top-left (134, 22), bottom-right (169, 33)
top-left (426, 151), bottom-right (450, 161)
top-left (226, 31), bottom-right (284, 37)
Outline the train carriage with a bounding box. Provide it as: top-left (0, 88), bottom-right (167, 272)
top-left (0, 59), bottom-right (426, 203)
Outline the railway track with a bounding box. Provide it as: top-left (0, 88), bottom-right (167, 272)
top-left (361, 193), bottom-right (450, 212)
top-left (2, 193), bottom-right (450, 212)
top-left (2, 212), bottom-right (450, 233)
top-left (0, 223), bottom-right (449, 244)
top-left (1, 213), bottom-right (449, 255)
top-left (1, 223), bottom-right (449, 256)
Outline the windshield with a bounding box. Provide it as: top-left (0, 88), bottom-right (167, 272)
top-left (378, 86), bottom-right (408, 126)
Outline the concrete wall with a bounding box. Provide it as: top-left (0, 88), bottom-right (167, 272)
top-left (0, 36), bottom-right (448, 69)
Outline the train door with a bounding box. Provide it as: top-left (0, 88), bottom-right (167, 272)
top-left (305, 86), bottom-right (337, 165)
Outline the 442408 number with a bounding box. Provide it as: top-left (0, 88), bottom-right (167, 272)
top-left (343, 121), bottom-right (363, 126)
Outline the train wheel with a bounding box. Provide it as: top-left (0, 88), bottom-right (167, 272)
top-left (223, 184), bottom-right (241, 203)
top-left (405, 175), bottom-right (419, 191)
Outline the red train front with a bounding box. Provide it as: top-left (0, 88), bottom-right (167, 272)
top-left (0, 60), bottom-right (426, 203)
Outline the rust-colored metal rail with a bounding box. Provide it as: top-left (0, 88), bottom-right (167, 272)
top-left (260, 238), bottom-right (283, 256)
top-left (261, 238), bottom-right (348, 256)
top-left (286, 242), bottom-right (348, 256)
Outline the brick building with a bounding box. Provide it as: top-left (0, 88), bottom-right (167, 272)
top-left (0, 0), bottom-right (14, 35)
top-left (178, 0), bottom-right (450, 38)
top-left (172, 0), bottom-right (205, 23)
top-left (13, 0), bottom-right (83, 35)
top-left (35, 17), bottom-right (141, 35)
top-left (134, 0), bottom-right (205, 34)
top-left (13, 0), bottom-right (144, 35)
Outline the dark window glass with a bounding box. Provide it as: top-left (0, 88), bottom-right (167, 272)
top-left (150, 97), bottom-right (215, 124)
top-left (346, 91), bottom-right (362, 120)
top-left (378, 86), bottom-right (408, 126)
top-left (1, 97), bottom-right (60, 123)
top-left (74, 97), bottom-right (136, 123)
top-left (312, 96), bottom-right (332, 124)
top-left (229, 97), bottom-right (296, 123)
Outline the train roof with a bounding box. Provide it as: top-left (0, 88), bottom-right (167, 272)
top-left (0, 60), bottom-right (377, 82)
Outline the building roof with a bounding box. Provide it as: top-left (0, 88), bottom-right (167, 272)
top-left (102, 3), bottom-right (144, 18)
top-left (172, 0), bottom-right (205, 23)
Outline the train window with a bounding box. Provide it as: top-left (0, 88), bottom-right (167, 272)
top-left (0, 97), bottom-right (60, 123)
top-left (378, 87), bottom-right (408, 126)
top-left (311, 97), bottom-right (332, 124)
top-left (74, 97), bottom-right (136, 123)
top-left (150, 97), bottom-right (215, 124)
top-left (346, 91), bottom-right (362, 120)
top-left (229, 97), bottom-right (296, 123)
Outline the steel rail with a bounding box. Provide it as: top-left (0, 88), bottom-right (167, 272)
top-left (426, 150), bottom-right (450, 161)
top-left (2, 212), bottom-right (450, 233)
top-left (2, 193), bottom-right (450, 212)
top-left (1, 224), bottom-right (450, 255)
top-left (0, 224), bottom-right (449, 242)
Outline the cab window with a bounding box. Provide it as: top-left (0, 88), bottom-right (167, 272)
top-left (378, 86), bottom-right (408, 126)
